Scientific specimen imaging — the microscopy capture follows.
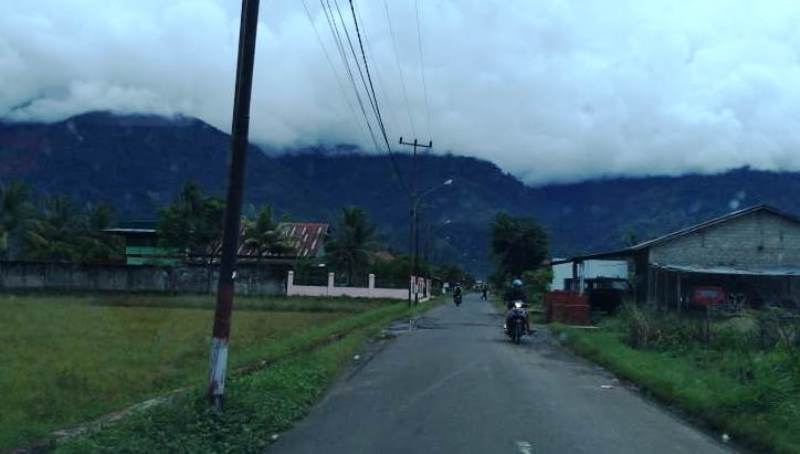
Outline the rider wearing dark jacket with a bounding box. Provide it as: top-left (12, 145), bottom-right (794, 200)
top-left (503, 284), bottom-right (527, 309)
top-left (504, 279), bottom-right (531, 334)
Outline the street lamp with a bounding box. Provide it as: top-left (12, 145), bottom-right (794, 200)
top-left (409, 178), bottom-right (454, 306)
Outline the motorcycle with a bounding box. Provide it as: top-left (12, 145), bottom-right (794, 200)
top-left (505, 300), bottom-right (528, 344)
top-left (453, 293), bottom-right (463, 306)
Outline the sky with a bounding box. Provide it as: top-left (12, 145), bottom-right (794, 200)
top-left (3, 0), bottom-right (800, 184)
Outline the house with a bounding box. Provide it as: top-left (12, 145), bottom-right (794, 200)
top-left (108, 220), bottom-right (328, 265)
top-left (557, 204), bottom-right (800, 309)
top-left (277, 222), bottom-right (328, 259)
top-left (104, 221), bottom-right (177, 266)
top-left (550, 259), bottom-right (628, 291)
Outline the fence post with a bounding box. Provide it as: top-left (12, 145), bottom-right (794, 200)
top-left (368, 273), bottom-right (375, 297)
top-left (327, 272), bottom-right (335, 296)
top-left (287, 270), bottom-right (294, 296)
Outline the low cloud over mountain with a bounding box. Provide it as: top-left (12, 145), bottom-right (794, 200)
top-left (4, 1), bottom-right (800, 184)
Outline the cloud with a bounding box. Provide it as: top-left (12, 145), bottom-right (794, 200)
top-left (4, 0), bottom-right (800, 184)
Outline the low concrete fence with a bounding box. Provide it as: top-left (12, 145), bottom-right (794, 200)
top-left (287, 271), bottom-right (432, 301)
top-left (0, 261), bottom-right (287, 296)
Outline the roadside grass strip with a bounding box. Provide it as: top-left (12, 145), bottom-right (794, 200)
top-left (551, 322), bottom-right (800, 454)
top-left (41, 299), bottom-right (436, 452)
top-left (0, 294), bottom-right (395, 451)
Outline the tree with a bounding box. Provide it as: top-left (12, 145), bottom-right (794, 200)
top-left (521, 267), bottom-right (553, 304)
top-left (0, 181), bottom-right (34, 259)
top-left (75, 203), bottom-right (124, 263)
top-left (25, 195), bottom-right (84, 261)
top-left (158, 182), bottom-right (224, 291)
top-left (158, 182), bottom-right (224, 260)
top-left (490, 212), bottom-right (549, 280)
top-left (325, 206), bottom-right (378, 285)
top-left (243, 205), bottom-right (293, 262)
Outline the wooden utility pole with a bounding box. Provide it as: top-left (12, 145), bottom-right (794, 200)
top-left (399, 137), bottom-right (432, 306)
top-left (207, 0), bottom-right (260, 411)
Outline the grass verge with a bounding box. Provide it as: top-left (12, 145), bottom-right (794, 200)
top-left (46, 298), bottom-right (440, 452)
top-left (551, 321), bottom-right (800, 453)
top-left (0, 294), bottom-right (395, 451)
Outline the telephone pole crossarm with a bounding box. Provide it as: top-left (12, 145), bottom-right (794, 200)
top-left (398, 137), bottom-right (434, 305)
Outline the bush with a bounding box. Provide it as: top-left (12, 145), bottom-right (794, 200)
top-left (620, 303), bottom-right (708, 351)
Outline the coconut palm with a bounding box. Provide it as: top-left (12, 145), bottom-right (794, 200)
top-left (0, 181), bottom-right (34, 259)
top-left (325, 206), bottom-right (378, 285)
top-left (243, 206), bottom-right (293, 262)
top-left (76, 203), bottom-right (124, 263)
top-left (25, 195), bottom-right (84, 261)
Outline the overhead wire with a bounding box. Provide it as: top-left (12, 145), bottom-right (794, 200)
top-left (354, 3), bottom-right (400, 132)
top-left (414, 0), bottom-right (433, 141)
top-left (301, 0), bottom-right (372, 148)
top-left (318, 0), bottom-right (383, 155)
top-left (348, 0), bottom-right (408, 192)
top-left (382, 0), bottom-right (416, 138)
top-left (315, 0), bottom-right (408, 192)
top-left (331, 0), bottom-right (381, 123)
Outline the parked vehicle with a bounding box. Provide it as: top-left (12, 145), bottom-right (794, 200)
top-left (690, 286), bottom-right (727, 307)
top-left (505, 300), bottom-right (528, 344)
top-left (586, 278), bottom-right (631, 314)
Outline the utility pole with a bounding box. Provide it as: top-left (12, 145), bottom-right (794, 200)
top-left (207, 0), bottom-right (260, 411)
top-left (399, 137), bottom-right (432, 306)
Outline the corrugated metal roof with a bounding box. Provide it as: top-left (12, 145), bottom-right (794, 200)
top-left (654, 264), bottom-right (800, 276)
top-left (563, 204), bottom-right (800, 262)
top-left (628, 204), bottom-right (800, 251)
top-left (278, 222), bottom-right (328, 258)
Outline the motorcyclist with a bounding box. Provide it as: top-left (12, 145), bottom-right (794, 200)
top-left (453, 284), bottom-right (463, 303)
top-left (504, 278), bottom-right (531, 334)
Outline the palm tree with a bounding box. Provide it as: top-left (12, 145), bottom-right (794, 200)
top-left (76, 203), bottom-right (124, 263)
top-left (243, 206), bottom-right (292, 263)
top-left (325, 206), bottom-right (378, 285)
top-left (25, 195), bottom-right (84, 261)
top-left (0, 181), bottom-right (34, 259)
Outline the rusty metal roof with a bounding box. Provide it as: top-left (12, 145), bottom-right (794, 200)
top-left (277, 222), bottom-right (329, 258)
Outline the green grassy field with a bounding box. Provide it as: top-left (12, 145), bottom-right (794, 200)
top-left (0, 294), bottom-right (396, 451)
top-left (552, 320), bottom-right (800, 453)
top-left (53, 300), bottom-right (435, 453)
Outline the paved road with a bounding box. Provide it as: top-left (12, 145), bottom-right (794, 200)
top-left (270, 294), bottom-right (733, 454)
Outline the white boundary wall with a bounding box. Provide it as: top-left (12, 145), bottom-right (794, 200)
top-left (287, 271), bottom-right (431, 301)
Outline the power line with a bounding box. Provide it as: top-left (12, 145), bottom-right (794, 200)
top-left (318, 0), bottom-right (382, 154)
top-left (301, 0), bottom-right (371, 148)
top-left (348, 1), bottom-right (393, 155)
top-left (331, 0), bottom-right (381, 123)
top-left (348, 0), bottom-right (408, 192)
top-left (414, 0), bottom-right (433, 141)
top-left (354, 3), bottom-right (400, 131)
top-left (319, 0), bottom-right (407, 192)
top-left (382, 0), bottom-right (416, 137)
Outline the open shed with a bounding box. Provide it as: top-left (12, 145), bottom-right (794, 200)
top-left (558, 204), bottom-right (800, 309)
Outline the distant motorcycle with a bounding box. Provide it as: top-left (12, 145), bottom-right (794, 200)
top-left (505, 300), bottom-right (528, 344)
top-left (454, 293), bottom-right (463, 306)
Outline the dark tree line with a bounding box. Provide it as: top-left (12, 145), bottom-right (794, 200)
top-left (0, 180), bottom-right (122, 263)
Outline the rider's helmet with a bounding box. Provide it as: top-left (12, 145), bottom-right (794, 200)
top-left (512, 278), bottom-right (523, 287)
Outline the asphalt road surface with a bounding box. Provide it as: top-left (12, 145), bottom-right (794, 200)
top-left (270, 294), bottom-right (734, 454)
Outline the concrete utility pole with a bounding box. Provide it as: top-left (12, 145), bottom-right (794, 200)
top-left (399, 137), bottom-right (432, 306)
top-left (207, 0), bottom-right (260, 411)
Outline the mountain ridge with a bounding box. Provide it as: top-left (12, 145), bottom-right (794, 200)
top-left (3, 111), bottom-right (800, 275)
